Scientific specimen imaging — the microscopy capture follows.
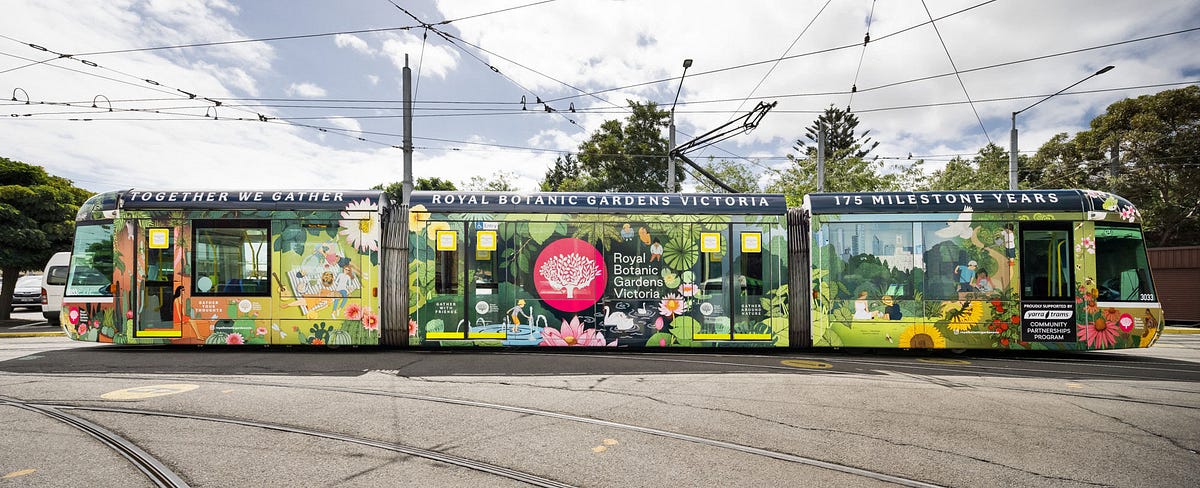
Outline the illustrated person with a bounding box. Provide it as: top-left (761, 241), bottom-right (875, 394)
top-left (954, 260), bottom-right (977, 298)
top-left (1001, 224), bottom-right (1016, 266)
top-left (881, 295), bottom-right (902, 320)
top-left (975, 269), bottom-right (994, 293)
top-left (853, 291), bottom-right (875, 319)
top-left (649, 239), bottom-right (664, 262)
top-left (507, 299), bottom-right (530, 332)
top-left (331, 257), bottom-right (362, 318)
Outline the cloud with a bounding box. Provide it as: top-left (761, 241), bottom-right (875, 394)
top-left (379, 32), bottom-right (460, 78)
top-left (334, 33), bottom-right (374, 56)
top-left (285, 82), bottom-right (328, 98)
top-left (327, 116), bottom-right (363, 134)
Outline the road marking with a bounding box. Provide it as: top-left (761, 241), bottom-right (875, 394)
top-left (101, 384), bottom-right (199, 400)
top-left (781, 359), bottom-right (832, 369)
top-left (592, 438), bottom-right (619, 453)
top-left (1066, 383), bottom-right (1084, 389)
top-left (917, 358), bottom-right (971, 365)
top-left (3, 469), bottom-right (36, 479)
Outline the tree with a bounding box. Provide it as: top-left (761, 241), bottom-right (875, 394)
top-left (540, 154), bottom-right (594, 192)
top-left (1024, 86), bottom-right (1200, 246)
top-left (0, 157), bottom-right (91, 319)
top-left (923, 143), bottom-right (1011, 190)
top-left (696, 158), bottom-right (762, 193)
top-left (768, 106), bottom-right (917, 205)
top-left (795, 105), bottom-right (880, 162)
top-left (462, 170), bottom-right (518, 192)
top-left (539, 100), bottom-right (677, 192)
top-left (374, 177), bottom-right (457, 204)
top-left (768, 108), bottom-right (918, 205)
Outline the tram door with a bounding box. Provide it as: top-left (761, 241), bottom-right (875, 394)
top-left (1018, 223), bottom-right (1076, 342)
top-left (136, 224), bottom-right (184, 338)
top-left (695, 227), bottom-right (732, 340)
top-left (467, 222), bottom-right (507, 340)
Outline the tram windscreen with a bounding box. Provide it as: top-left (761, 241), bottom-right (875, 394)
top-left (1095, 225), bottom-right (1156, 302)
top-left (66, 223), bottom-right (114, 297)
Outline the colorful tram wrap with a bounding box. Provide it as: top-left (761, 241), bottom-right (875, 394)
top-left (61, 189), bottom-right (1163, 351)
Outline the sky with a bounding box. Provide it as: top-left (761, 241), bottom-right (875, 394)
top-left (2, 0), bottom-right (1198, 194)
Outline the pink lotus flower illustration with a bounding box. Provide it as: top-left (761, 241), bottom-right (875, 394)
top-left (540, 316), bottom-right (615, 347)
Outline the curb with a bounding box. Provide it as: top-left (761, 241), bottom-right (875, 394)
top-left (1163, 327), bottom-right (1200, 335)
top-left (0, 331), bottom-right (65, 338)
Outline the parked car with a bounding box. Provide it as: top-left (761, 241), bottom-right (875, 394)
top-left (12, 275), bottom-right (43, 311)
top-left (43, 252), bottom-right (70, 325)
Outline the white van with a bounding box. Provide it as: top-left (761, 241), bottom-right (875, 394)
top-left (41, 251), bottom-right (69, 325)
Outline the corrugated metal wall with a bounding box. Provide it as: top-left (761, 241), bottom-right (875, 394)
top-left (1148, 246), bottom-right (1200, 324)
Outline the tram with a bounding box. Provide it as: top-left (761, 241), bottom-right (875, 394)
top-left (60, 188), bottom-right (1163, 350)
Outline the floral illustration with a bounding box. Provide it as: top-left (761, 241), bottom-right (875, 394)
top-left (1078, 317), bottom-right (1119, 348)
top-left (658, 294), bottom-right (689, 317)
top-left (339, 199), bottom-right (380, 253)
top-left (1075, 236), bottom-right (1095, 254)
top-left (898, 323), bottom-right (946, 349)
top-left (540, 316), bottom-right (616, 347)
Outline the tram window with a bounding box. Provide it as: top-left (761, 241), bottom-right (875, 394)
top-left (436, 249), bottom-right (459, 294)
top-left (1095, 225), bottom-right (1155, 302)
top-left (194, 223), bottom-right (269, 295)
top-left (821, 222), bottom-right (916, 300)
top-left (66, 223), bottom-right (114, 297)
top-left (1020, 228), bottom-right (1073, 299)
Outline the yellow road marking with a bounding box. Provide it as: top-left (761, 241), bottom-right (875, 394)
top-left (3, 469), bottom-right (36, 479)
top-left (917, 358), bottom-right (971, 365)
top-left (781, 359), bottom-right (832, 369)
top-left (101, 384), bottom-right (199, 400)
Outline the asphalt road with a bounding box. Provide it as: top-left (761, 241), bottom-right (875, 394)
top-left (1, 330), bottom-right (1198, 487)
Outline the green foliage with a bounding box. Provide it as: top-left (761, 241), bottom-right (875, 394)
top-left (797, 105), bottom-right (880, 161)
top-left (1023, 86), bottom-right (1200, 246)
top-left (768, 107), bottom-right (919, 205)
top-left (462, 170), bottom-right (518, 191)
top-left (923, 143), bottom-right (1011, 190)
top-left (374, 177), bottom-right (457, 204)
top-left (540, 100), bottom-right (676, 192)
top-left (662, 237), bottom-right (698, 271)
top-left (0, 157), bottom-right (92, 318)
top-left (696, 158), bottom-right (763, 192)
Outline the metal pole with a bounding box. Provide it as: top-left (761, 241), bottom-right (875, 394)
top-left (1009, 65), bottom-right (1114, 191)
top-left (402, 55), bottom-right (413, 205)
top-left (668, 120), bottom-right (676, 192)
top-left (1009, 112), bottom-right (1018, 190)
top-left (817, 123), bottom-right (826, 192)
top-left (668, 59), bottom-right (692, 193)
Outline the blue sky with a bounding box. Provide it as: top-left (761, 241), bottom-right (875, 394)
top-left (2, 0), bottom-right (1198, 193)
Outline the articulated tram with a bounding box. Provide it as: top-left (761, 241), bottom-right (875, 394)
top-left (61, 188), bottom-right (1162, 350)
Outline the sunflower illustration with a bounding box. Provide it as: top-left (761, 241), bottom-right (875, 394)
top-left (941, 301), bottom-right (983, 332)
top-left (899, 323), bottom-right (947, 349)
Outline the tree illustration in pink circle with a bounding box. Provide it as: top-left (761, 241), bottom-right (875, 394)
top-left (533, 238), bottom-right (607, 312)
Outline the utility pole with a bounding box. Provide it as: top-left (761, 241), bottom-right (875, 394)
top-left (1010, 65), bottom-right (1114, 190)
top-left (1109, 140), bottom-right (1120, 179)
top-left (668, 59), bottom-right (692, 193)
top-left (816, 122), bottom-right (826, 192)
top-left (402, 54), bottom-right (414, 206)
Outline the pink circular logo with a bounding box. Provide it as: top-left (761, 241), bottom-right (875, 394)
top-left (532, 238), bottom-right (607, 312)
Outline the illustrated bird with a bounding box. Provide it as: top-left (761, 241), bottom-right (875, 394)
top-left (934, 206), bottom-right (975, 239)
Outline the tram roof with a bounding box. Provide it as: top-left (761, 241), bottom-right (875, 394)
top-left (409, 191), bottom-right (788, 215)
top-left (117, 189), bottom-right (385, 211)
top-left (804, 189), bottom-right (1138, 216)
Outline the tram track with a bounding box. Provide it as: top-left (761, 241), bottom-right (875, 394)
top-left (26, 401), bottom-right (576, 488)
top-left (4, 348), bottom-right (1198, 487)
top-left (1, 397), bottom-right (190, 488)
